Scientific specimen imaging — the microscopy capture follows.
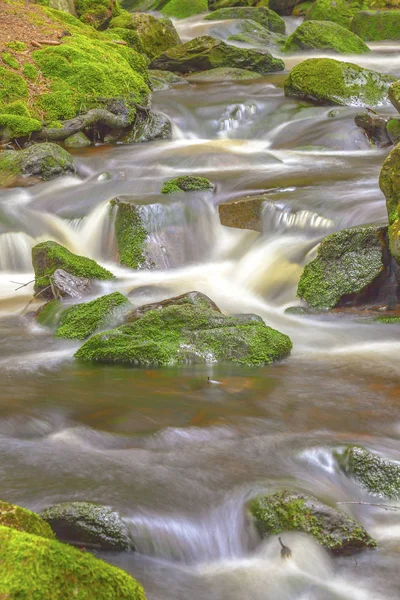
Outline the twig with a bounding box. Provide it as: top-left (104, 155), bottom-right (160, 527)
top-left (21, 284), bottom-right (52, 315)
top-left (337, 501), bottom-right (400, 512)
top-left (11, 279), bottom-right (34, 291)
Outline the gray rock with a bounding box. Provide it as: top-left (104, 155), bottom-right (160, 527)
top-left (52, 269), bottom-right (93, 299)
top-left (354, 112), bottom-right (391, 148)
top-left (0, 143), bottom-right (76, 186)
top-left (126, 291), bottom-right (222, 321)
top-left (123, 110), bottom-right (172, 144)
top-left (149, 70), bottom-right (189, 91)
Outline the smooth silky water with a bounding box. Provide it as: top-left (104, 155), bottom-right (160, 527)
top-left (1, 14), bottom-right (400, 600)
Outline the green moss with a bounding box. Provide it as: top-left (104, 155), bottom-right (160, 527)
top-left (0, 100), bottom-right (30, 117)
top-left (32, 241), bottom-right (115, 296)
top-left (1, 52), bottom-right (20, 70)
top-left (6, 41), bottom-right (28, 52)
top-left (204, 7), bottom-right (286, 35)
top-left (110, 27), bottom-right (145, 53)
top-left (161, 0), bottom-right (208, 18)
top-left (386, 119), bottom-right (400, 145)
top-left (379, 142), bottom-right (400, 265)
top-left (36, 299), bottom-right (63, 328)
top-left (111, 200), bottom-right (150, 269)
top-left (297, 225), bottom-right (386, 309)
top-left (56, 292), bottom-right (131, 339)
top-left (284, 58), bottom-right (396, 106)
top-left (0, 525), bottom-right (146, 599)
top-left (161, 176), bottom-right (215, 193)
top-left (336, 446), bottom-right (400, 499)
top-left (0, 501), bottom-right (55, 540)
top-left (0, 115), bottom-right (41, 140)
top-left (351, 10), bottom-right (400, 41)
top-left (374, 315), bottom-right (400, 323)
top-left (23, 63), bottom-right (39, 81)
top-left (283, 20), bottom-right (370, 54)
top-left (75, 0), bottom-right (121, 29)
top-left (306, 0), bottom-right (363, 29)
top-left (75, 303), bottom-right (292, 367)
top-left (0, 67), bottom-right (28, 104)
top-left (250, 490), bottom-right (376, 554)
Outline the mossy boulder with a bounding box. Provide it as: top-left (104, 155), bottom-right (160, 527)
top-left (0, 501), bottom-right (55, 540)
top-left (386, 118), bottom-right (400, 145)
top-left (227, 20), bottom-right (287, 50)
top-left (297, 225), bottom-right (388, 310)
top-left (32, 241), bottom-right (115, 298)
top-left (121, 109), bottom-right (172, 144)
top-left (0, 525), bottom-right (145, 599)
top-left (150, 36), bottom-right (284, 74)
top-left (41, 501), bottom-right (131, 550)
top-left (75, 0), bottom-right (120, 29)
top-left (305, 0), bottom-right (361, 29)
top-left (55, 292), bottom-right (132, 339)
top-left (149, 70), bottom-right (188, 90)
top-left (283, 20), bottom-right (370, 54)
top-left (187, 67), bottom-right (262, 83)
top-left (111, 199), bottom-right (155, 269)
top-left (64, 132), bottom-right (91, 147)
top-left (337, 446), bottom-right (400, 499)
top-left (284, 58), bottom-right (396, 106)
top-left (109, 13), bottom-right (181, 60)
top-left (351, 10), bottom-right (400, 41)
top-left (379, 142), bottom-right (400, 266)
top-left (161, 0), bottom-right (208, 18)
top-left (0, 143), bottom-right (76, 187)
top-left (250, 490), bottom-right (376, 555)
top-left (204, 7), bottom-right (286, 34)
top-left (75, 292), bottom-right (292, 367)
top-left (388, 81), bottom-right (400, 112)
top-left (161, 176), bottom-right (215, 193)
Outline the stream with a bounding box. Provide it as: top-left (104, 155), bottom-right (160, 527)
top-left (1, 12), bottom-right (400, 600)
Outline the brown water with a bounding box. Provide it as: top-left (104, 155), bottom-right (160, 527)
top-left (1, 13), bottom-right (400, 600)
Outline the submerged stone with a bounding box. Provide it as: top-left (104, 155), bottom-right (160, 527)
top-left (32, 241), bottom-right (115, 298)
top-left (41, 501), bottom-right (131, 550)
top-left (149, 70), bottom-right (189, 90)
top-left (297, 225), bottom-right (388, 310)
top-left (75, 293), bottom-right (292, 367)
top-left (56, 292), bottom-right (132, 340)
top-left (283, 20), bottom-right (370, 54)
top-left (0, 501), bottom-right (55, 540)
top-left (379, 143), bottom-right (400, 266)
top-left (351, 10), bottom-right (400, 42)
top-left (204, 7), bottom-right (286, 34)
top-left (250, 490), bottom-right (376, 555)
top-left (0, 525), bottom-right (145, 599)
top-left (161, 176), bottom-right (215, 193)
top-left (150, 36), bottom-right (284, 74)
top-left (284, 58), bottom-right (396, 107)
top-left (187, 67), bottom-right (263, 83)
top-left (336, 446), bottom-right (400, 499)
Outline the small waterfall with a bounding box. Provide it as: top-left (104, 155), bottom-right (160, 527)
top-left (0, 232), bottom-right (36, 271)
top-left (262, 201), bottom-right (335, 235)
top-left (218, 103), bottom-right (257, 135)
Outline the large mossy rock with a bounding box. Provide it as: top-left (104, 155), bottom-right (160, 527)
top-left (111, 199), bottom-right (154, 269)
top-left (284, 58), bottom-right (396, 106)
top-left (75, 291), bottom-right (292, 367)
top-left (351, 10), bottom-right (400, 41)
top-left (55, 292), bottom-right (132, 340)
top-left (297, 225), bottom-right (388, 310)
top-left (150, 36), bottom-right (284, 74)
top-left (305, 0), bottom-right (360, 29)
top-left (75, 0), bottom-right (120, 29)
top-left (161, 0), bottom-right (209, 18)
top-left (0, 501), bottom-right (55, 540)
top-left (336, 446), bottom-right (400, 500)
top-left (204, 7), bottom-right (286, 34)
top-left (161, 176), bottom-right (215, 193)
top-left (250, 490), bottom-right (376, 555)
top-left (32, 241), bottom-right (115, 298)
top-left (379, 142), bottom-right (400, 266)
top-left (283, 20), bottom-right (370, 54)
top-left (388, 82), bottom-right (400, 114)
top-left (0, 525), bottom-right (145, 600)
top-left (0, 143), bottom-right (76, 187)
top-left (109, 12), bottom-right (181, 60)
top-left (41, 501), bottom-right (131, 550)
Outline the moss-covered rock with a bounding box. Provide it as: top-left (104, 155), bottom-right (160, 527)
top-left (284, 58), bottom-right (396, 106)
top-left (250, 490), bottom-right (376, 555)
top-left (336, 446), bottom-right (400, 499)
top-left (64, 131), bottom-right (92, 147)
top-left (283, 20), bottom-right (370, 54)
top-left (32, 241), bottom-right (115, 298)
top-left (386, 118), bottom-right (400, 145)
top-left (121, 109), bottom-right (172, 143)
top-left (55, 292), bottom-right (132, 339)
top-left (109, 13), bottom-right (181, 60)
top-left (388, 80), bottom-right (400, 112)
top-left (161, 176), bottom-right (215, 193)
top-left (161, 0), bottom-right (208, 18)
top-left (0, 143), bottom-right (75, 187)
top-left (41, 501), bottom-right (131, 550)
top-left (75, 293), bottom-right (292, 367)
top-left (305, 0), bottom-right (361, 29)
top-left (351, 10), bottom-right (400, 41)
top-left (150, 35), bottom-right (284, 74)
top-left (0, 525), bottom-right (145, 599)
top-left (379, 142), bottom-right (400, 266)
top-left (268, 0), bottom-right (305, 15)
top-left (149, 69), bottom-right (188, 90)
top-left (111, 199), bottom-right (154, 269)
top-left (227, 20), bottom-right (287, 51)
top-left (75, 0), bottom-right (120, 29)
top-left (297, 225), bottom-right (388, 310)
top-left (0, 501), bottom-right (55, 540)
top-left (187, 67), bottom-right (262, 82)
top-left (204, 7), bottom-right (286, 34)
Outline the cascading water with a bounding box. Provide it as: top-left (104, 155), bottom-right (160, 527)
top-left (1, 11), bottom-right (400, 600)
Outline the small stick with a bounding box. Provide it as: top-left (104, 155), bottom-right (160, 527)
top-left (21, 284), bottom-right (52, 315)
top-left (279, 537), bottom-right (292, 559)
top-left (11, 279), bottom-right (34, 291)
top-left (37, 40), bottom-right (61, 46)
top-left (337, 501), bottom-right (400, 512)
top-left (31, 41), bottom-right (42, 48)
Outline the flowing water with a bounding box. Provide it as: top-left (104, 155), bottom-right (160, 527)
top-left (1, 14), bottom-right (400, 600)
